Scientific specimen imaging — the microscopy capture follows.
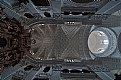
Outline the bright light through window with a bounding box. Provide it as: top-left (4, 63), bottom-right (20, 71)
top-left (103, 40), bottom-right (109, 44)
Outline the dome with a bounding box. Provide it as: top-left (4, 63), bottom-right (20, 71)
top-left (88, 31), bottom-right (109, 54)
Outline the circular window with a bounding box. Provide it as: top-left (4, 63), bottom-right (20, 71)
top-left (88, 31), bottom-right (109, 54)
